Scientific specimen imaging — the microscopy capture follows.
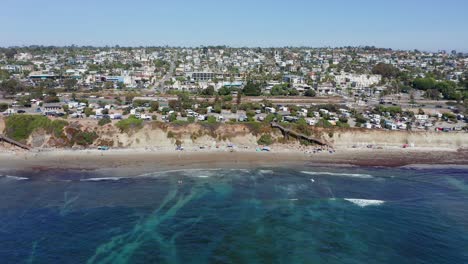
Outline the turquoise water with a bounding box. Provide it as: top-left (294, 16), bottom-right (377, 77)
top-left (0, 166), bottom-right (467, 263)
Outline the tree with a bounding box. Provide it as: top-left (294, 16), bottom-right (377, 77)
top-left (218, 86), bottom-right (231, 95)
top-left (201, 85), bottom-right (215, 96)
top-left (372, 63), bottom-right (399, 78)
top-left (150, 101), bottom-right (159, 112)
top-left (0, 70), bottom-right (10, 81)
top-left (4, 48), bottom-right (17, 59)
top-left (0, 79), bottom-right (24, 94)
top-left (236, 92), bottom-right (242, 105)
top-left (425, 89), bottom-right (440, 100)
top-left (413, 77), bottom-right (436, 90)
top-left (304, 89), bottom-right (316, 97)
top-left (435, 81), bottom-right (457, 99)
top-left (270, 85), bottom-right (287, 96)
top-left (63, 78), bottom-right (78, 91)
top-left (104, 82), bottom-right (114, 89)
top-left (289, 88), bottom-right (299, 96)
top-left (242, 81), bottom-right (262, 96)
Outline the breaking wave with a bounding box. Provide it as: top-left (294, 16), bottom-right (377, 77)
top-left (137, 168), bottom-right (250, 178)
top-left (0, 175), bottom-right (29, 181)
top-left (344, 199), bottom-right (385, 207)
top-left (301, 171), bottom-right (373, 178)
top-left (80, 177), bottom-right (126, 182)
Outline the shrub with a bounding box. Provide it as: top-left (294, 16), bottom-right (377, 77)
top-left (115, 116), bottom-right (143, 132)
top-left (316, 119), bottom-right (333, 128)
top-left (5, 115), bottom-right (68, 142)
top-left (264, 114), bottom-right (276, 123)
top-left (257, 134), bottom-right (273, 146)
top-left (73, 131), bottom-right (98, 146)
top-left (168, 113), bottom-right (178, 122)
top-left (355, 114), bottom-right (367, 125)
top-left (98, 117), bottom-right (111, 126)
top-left (304, 89), bottom-right (316, 97)
top-left (150, 101), bottom-right (159, 112)
top-left (336, 121), bottom-right (350, 128)
top-left (0, 103), bottom-right (8, 112)
top-left (50, 120), bottom-right (68, 137)
top-left (295, 118), bottom-right (310, 135)
top-left (84, 108), bottom-right (95, 117)
top-left (167, 131), bottom-right (175, 138)
top-left (206, 116), bottom-right (217, 124)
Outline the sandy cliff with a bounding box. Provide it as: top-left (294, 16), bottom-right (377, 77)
top-left (0, 117), bottom-right (5, 134)
top-left (0, 117), bottom-right (464, 150)
top-left (329, 129), bottom-right (468, 149)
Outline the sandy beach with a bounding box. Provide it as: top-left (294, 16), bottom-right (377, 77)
top-left (1, 147), bottom-right (467, 176)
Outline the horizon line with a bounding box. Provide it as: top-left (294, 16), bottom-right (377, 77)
top-left (0, 44), bottom-right (464, 54)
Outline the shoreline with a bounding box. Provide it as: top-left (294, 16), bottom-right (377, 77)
top-left (1, 147), bottom-right (467, 175)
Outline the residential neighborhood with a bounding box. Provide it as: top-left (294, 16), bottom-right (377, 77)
top-left (1, 46), bottom-right (466, 135)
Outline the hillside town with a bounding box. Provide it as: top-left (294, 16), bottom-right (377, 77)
top-left (0, 46), bottom-right (467, 147)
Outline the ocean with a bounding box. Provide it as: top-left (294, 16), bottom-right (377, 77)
top-left (0, 166), bottom-right (467, 264)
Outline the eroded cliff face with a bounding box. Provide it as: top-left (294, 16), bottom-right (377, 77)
top-left (329, 129), bottom-right (468, 149)
top-left (25, 122), bottom-right (267, 149)
top-left (0, 117), bottom-right (5, 134)
top-left (7, 119), bottom-right (466, 150)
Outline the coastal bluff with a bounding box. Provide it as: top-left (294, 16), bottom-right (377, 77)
top-left (1, 116), bottom-right (466, 151)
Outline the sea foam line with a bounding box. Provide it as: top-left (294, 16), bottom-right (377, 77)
top-left (137, 168), bottom-right (250, 178)
top-left (344, 199), bottom-right (385, 207)
top-left (301, 171), bottom-right (373, 178)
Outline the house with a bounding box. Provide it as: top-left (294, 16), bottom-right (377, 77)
top-left (43, 103), bottom-right (63, 111)
top-left (306, 118), bottom-right (317, 126)
top-left (316, 83), bottom-right (336, 95)
top-left (265, 107), bottom-right (276, 114)
top-left (415, 114), bottom-right (429, 121)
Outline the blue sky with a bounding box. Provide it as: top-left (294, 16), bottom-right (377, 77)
top-left (2, 0), bottom-right (467, 51)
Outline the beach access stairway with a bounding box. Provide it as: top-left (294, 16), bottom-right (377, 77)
top-left (270, 122), bottom-right (332, 147)
top-left (0, 134), bottom-right (31, 150)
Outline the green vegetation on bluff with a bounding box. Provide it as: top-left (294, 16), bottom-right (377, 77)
top-left (5, 115), bottom-right (68, 142)
top-left (115, 116), bottom-right (143, 132)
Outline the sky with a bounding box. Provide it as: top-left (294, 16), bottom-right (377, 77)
top-left (1, 0), bottom-right (467, 51)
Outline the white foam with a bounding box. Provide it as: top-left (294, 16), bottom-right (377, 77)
top-left (137, 168), bottom-right (250, 178)
top-left (3, 175), bottom-right (29, 181)
top-left (80, 177), bottom-right (125, 182)
top-left (344, 199), bottom-right (385, 207)
top-left (301, 171), bottom-right (373, 179)
top-left (259, 170), bottom-right (274, 174)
